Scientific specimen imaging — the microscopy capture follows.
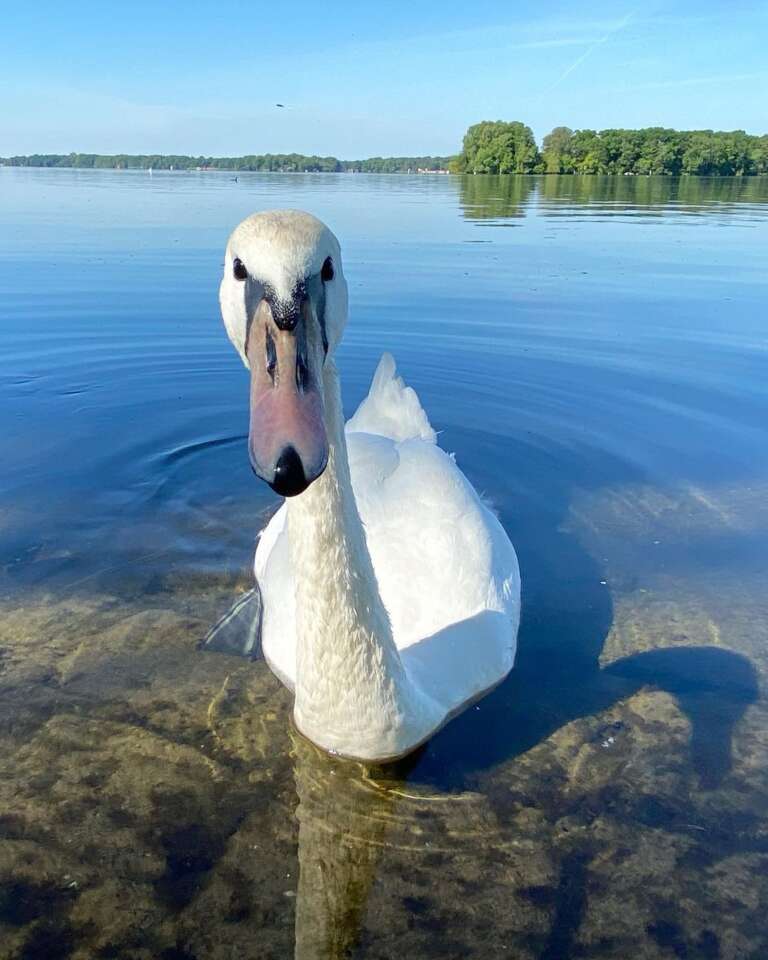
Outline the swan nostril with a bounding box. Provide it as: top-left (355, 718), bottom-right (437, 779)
top-left (271, 446), bottom-right (308, 497)
top-left (265, 328), bottom-right (277, 382)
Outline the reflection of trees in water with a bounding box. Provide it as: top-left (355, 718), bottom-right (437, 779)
top-left (456, 174), bottom-right (768, 223)
top-left (538, 174), bottom-right (768, 213)
top-left (457, 174), bottom-right (536, 221)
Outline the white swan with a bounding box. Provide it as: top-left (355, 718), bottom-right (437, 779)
top-left (212, 210), bottom-right (520, 762)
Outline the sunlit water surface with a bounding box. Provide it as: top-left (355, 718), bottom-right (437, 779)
top-left (1, 169), bottom-right (767, 959)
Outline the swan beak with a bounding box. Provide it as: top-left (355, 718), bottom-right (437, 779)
top-left (246, 297), bottom-right (328, 497)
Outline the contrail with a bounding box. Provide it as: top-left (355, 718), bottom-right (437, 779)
top-left (544, 10), bottom-right (637, 93)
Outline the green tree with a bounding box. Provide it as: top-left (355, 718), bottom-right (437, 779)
top-left (567, 130), bottom-right (603, 173)
top-left (455, 121), bottom-right (540, 174)
top-left (541, 126), bottom-right (574, 173)
top-left (751, 135), bottom-right (768, 174)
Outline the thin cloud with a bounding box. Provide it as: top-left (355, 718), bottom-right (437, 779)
top-left (511, 37), bottom-right (608, 51)
top-left (307, 16), bottom-right (637, 62)
top-left (542, 10), bottom-right (637, 94)
top-left (619, 70), bottom-right (768, 92)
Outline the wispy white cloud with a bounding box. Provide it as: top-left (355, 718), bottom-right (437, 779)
top-left (542, 9), bottom-right (638, 94)
top-left (619, 70), bottom-right (768, 92)
top-left (506, 36), bottom-right (607, 51)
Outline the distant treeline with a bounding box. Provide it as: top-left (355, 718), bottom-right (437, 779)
top-left (5, 124), bottom-right (768, 176)
top-left (0, 152), bottom-right (452, 173)
top-left (451, 122), bottom-right (768, 176)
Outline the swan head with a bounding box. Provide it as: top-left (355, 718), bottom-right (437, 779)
top-left (219, 210), bottom-right (348, 496)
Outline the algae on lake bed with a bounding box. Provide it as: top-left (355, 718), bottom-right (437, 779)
top-left (0, 512), bottom-right (766, 960)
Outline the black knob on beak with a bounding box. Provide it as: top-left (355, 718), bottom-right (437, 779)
top-left (273, 310), bottom-right (300, 332)
top-left (271, 445), bottom-right (309, 497)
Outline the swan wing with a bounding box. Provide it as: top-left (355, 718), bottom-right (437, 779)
top-left (350, 434), bottom-right (520, 715)
top-left (345, 352), bottom-right (437, 444)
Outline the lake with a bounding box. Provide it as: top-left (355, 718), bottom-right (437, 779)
top-left (1, 167), bottom-right (767, 959)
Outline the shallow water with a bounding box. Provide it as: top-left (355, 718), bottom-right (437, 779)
top-left (1, 168), bottom-right (767, 959)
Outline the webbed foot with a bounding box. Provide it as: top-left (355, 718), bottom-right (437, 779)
top-left (200, 585), bottom-right (263, 660)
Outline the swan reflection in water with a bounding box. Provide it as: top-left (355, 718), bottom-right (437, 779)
top-left (291, 733), bottom-right (396, 960)
top-left (282, 732), bottom-right (525, 960)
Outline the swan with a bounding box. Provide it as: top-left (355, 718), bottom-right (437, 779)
top-left (207, 209), bottom-right (520, 762)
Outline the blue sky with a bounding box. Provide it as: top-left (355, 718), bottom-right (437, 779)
top-left (2, 0), bottom-right (767, 157)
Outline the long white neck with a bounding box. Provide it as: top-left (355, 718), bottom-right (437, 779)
top-left (285, 360), bottom-right (427, 760)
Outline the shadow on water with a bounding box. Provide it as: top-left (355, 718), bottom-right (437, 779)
top-left (408, 429), bottom-right (758, 792)
top-left (604, 648), bottom-right (758, 791)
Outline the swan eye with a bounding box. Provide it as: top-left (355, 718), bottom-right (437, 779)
top-left (321, 257), bottom-right (334, 282)
top-left (233, 257), bottom-right (248, 281)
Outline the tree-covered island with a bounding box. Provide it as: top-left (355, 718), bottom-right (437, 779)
top-left (3, 122), bottom-right (767, 176)
top-left (450, 122), bottom-right (768, 176)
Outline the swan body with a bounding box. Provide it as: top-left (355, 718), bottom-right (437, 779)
top-left (217, 210), bottom-right (520, 761)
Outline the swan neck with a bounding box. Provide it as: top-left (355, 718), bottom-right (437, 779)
top-left (284, 361), bottom-right (415, 758)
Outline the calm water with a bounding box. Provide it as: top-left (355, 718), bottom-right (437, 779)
top-left (1, 168), bottom-right (767, 959)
